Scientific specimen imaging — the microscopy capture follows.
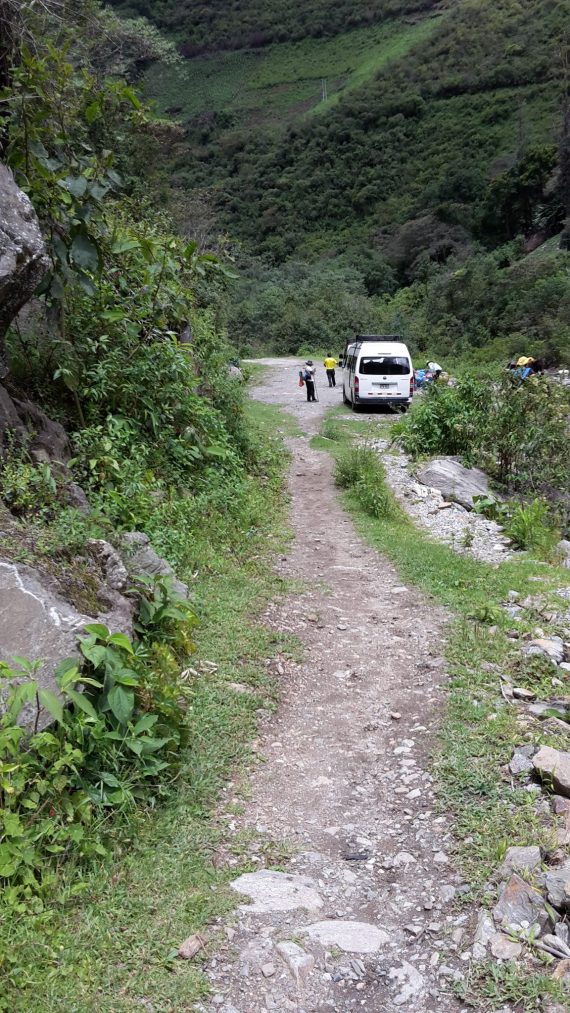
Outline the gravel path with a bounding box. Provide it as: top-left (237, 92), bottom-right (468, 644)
top-left (202, 361), bottom-right (478, 1013)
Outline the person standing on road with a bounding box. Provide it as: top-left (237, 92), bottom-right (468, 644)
top-left (300, 360), bottom-right (317, 402)
top-left (323, 353), bottom-right (337, 388)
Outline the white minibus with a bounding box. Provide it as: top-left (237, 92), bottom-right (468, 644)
top-left (342, 335), bottom-right (414, 410)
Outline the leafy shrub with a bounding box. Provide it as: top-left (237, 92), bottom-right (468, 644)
top-left (0, 453), bottom-right (57, 517)
top-left (0, 583), bottom-right (196, 906)
top-left (392, 375), bottom-right (489, 460)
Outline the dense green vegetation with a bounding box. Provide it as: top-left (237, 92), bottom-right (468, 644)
top-left (108, 0), bottom-right (437, 54)
top-left (120, 0), bottom-right (570, 363)
top-left (0, 3), bottom-right (291, 993)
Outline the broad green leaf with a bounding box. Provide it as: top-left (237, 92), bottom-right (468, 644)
top-left (100, 309), bottom-right (127, 322)
top-left (122, 86), bottom-right (142, 109)
top-left (70, 231), bottom-right (100, 273)
top-left (38, 689), bottom-right (63, 724)
top-left (79, 642), bottom-right (107, 668)
top-left (84, 100), bottom-right (101, 125)
top-left (113, 670), bottom-right (139, 687)
top-left (108, 685), bottom-right (134, 725)
top-left (107, 633), bottom-right (134, 654)
top-left (65, 688), bottom-right (97, 721)
top-left (83, 623), bottom-right (110, 639)
top-left (132, 713), bottom-right (158, 735)
top-left (111, 238), bottom-right (140, 254)
top-left (60, 175), bottom-right (87, 198)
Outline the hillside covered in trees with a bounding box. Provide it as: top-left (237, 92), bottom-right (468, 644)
top-left (105, 0), bottom-right (570, 363)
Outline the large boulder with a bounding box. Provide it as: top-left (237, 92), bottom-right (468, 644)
top-left (0, 558), bottom-right (91, 726)
top-left (416, 457), bottom-right (490, 510)
top-left (0, 555), bottom-right (134, 728)
top-left (0, 163), bottom-right (49, 376)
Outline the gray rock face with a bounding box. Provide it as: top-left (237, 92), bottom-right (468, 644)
top-left (415, 457), bottom-right (490, 510)
top-left (0, 162), bottom-right (50, 375)
top-left (276, 941), bottom-right (315, 985)
top-left (545, 860), bottom-right (570, 911)
top-left (524, 638), bottom-right (564, 665)
top-left (557, 540), bottom-right (570, 568)
top-left (533, 746), bottom-right (570, 798)
top-left (121, 531), bottom-right (188, 599)
top-left (87, 539), bottom-right (128, 592)
top-left (230, 870), bottom-right (323, 913)
top-left (0, 558), bottom-right (91, 723)
top-left (0, 384), bottom-right (71, 462)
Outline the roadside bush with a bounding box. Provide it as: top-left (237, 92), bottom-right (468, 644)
top-left (392, 375), bottom-right (489, 460)
top-left (396, 374), bottom-right (570, 531)
top-left (0, 583), bottom-right (195, 906)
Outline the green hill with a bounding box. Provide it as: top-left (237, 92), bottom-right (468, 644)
top-left (108, 0), bottom-right (438, 53)
top-left (108, 0), bottom-right (569, 361)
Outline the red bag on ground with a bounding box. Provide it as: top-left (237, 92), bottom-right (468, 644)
top-left (298, 378), bottom-right (304, 387)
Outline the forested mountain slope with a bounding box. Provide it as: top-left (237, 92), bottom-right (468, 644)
top-left (108, 0), bottom-right (569, 361)
top-left (108, 0), bottom-right (440, 54)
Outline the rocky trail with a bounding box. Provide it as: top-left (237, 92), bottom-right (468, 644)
top-left (199, 360), bottom-right (478, 1013)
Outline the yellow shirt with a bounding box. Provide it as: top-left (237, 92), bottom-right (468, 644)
top-left (323, 357), bottom-right (337, 369)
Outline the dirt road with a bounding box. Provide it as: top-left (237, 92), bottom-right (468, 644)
top-left (204, 360), bottom-right (470, 1012)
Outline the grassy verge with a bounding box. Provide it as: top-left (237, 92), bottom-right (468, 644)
top-left (1, 405), bottom-right (297, 1013)
top-left (316, 407), bottom-right (569, 1009)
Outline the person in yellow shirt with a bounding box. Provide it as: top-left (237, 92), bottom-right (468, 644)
top-left (323, 353), bottom-right (337, 388)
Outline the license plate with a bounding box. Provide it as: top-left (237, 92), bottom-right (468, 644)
top-left (374, 382), bottom-right (395, 388)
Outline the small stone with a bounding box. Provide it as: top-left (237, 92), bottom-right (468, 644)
top-left (552, 958), bottom-right (570, 981)
top-left (337, 623), bottom-right (348, 630)
top-left (468, 925), bottom-right (492, 964)
top-left (388, 960), bottom-right (425, 1006)
top-left (512, 687), bottom-right (536, 701)
top-left (178, 933), bottom-right (207, 959)
top-left (433, 851), bottom-right (449, 865)
top-left (533, 746), bottom-right (570, 798)
top-left (524, 638), bottom-right (564, 665)
top-left (490, 933), bottom-right (522, 960)
top-left (306, 614), bottom-right (318, 623)
top-left (390, 712), bottom-right (402, 720)
top-left (231, 870), bottom-right (323, 913)
top-left (509, 751), bottom-right (534, 776)
top-left (544, 859), bottom-right (570, 910)
top-left (405, 924), bottom-right (423, 937)
top-left (497, 846), bottom-right (541, 881)
top-left (261, 962), bottom-right (276, 978)
top-left (493, 873), bottom-right (550, 931)
top-left (277, 936), bottom-right (315, 984)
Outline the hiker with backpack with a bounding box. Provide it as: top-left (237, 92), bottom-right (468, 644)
top-left (299, 360), bottom-right (317, 402)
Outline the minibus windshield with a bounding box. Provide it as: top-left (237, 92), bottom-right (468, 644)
top-left (359, 356), bottom-right (410, 375)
